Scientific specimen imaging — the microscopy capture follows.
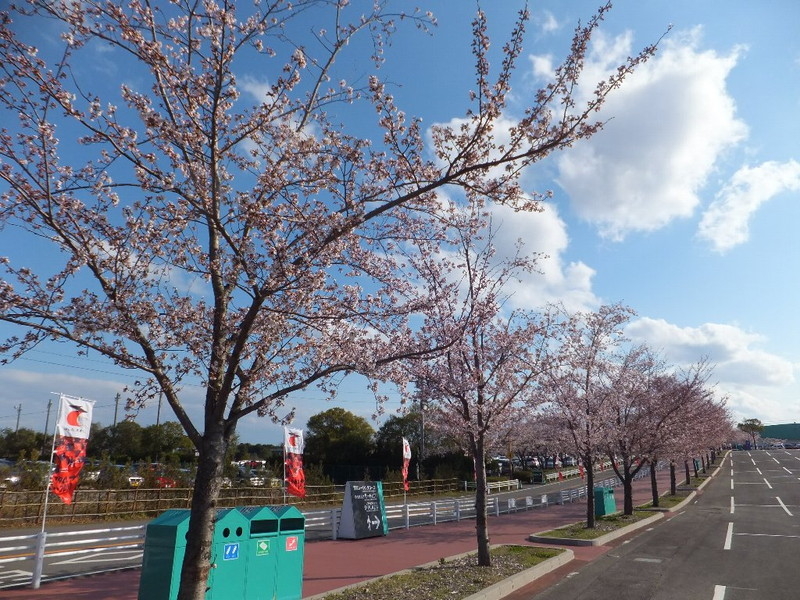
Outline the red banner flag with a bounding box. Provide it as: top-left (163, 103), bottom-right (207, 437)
top-left (401, 437), bottom-right (411, 492)
top-left (51, 396), bottom-right (94, 505)
top-left (284, 427), bottom-right (306, 498)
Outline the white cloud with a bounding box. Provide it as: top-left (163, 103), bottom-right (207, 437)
top-left (239, 75), bottom-right (273, 101)
top-left (488, 202), bottom-right (599, 312)
top-left (538, 11), bottom-right (560, 34)
top-left (698, 160), bottom-right (800, 253)
top-left (626, 317), bottom-right (798, 423)
top-left (528, 54), bottom-right (555, 79)
top-left (555, 28), bottom-right (748, 240)
top-left (627, 317), bottom-right (794, 385)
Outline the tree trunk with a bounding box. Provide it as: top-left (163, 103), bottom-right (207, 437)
top-left (650, 459), bottom-right (659, 507)
top-left (473, 435), bottom-right (491, 567)
top-left (178, 423), bottom-right (228, 600)
top-left (684, 459), bottom-right (691, 485)
top-left (615, 456), bottom-right (638, 516)
top-left (701, 455), bottom-right (706, 474)
top-left (585, 456), bottom-right (596, 528)
top-left (622, 473), bottom-right (634, 515)
top-left (670, 461), bottom-right (676, 495)
top-left (692, 458), bottom-right (699, 478)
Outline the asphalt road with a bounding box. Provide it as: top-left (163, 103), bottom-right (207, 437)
top-left (528, 449), bottom-right (800, 600)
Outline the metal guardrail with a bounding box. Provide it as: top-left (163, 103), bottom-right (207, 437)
top-left (0, 525), bottom-right (145, 565)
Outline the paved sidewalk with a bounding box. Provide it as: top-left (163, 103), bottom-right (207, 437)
top-left (3, 471), bottom-right (679, 599)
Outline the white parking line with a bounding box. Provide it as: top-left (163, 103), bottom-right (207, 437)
top-left (756, 467), bottom-right (762, 475)
top-left (724, 522), bottom-right (734, 550)
top-left (764, 478), bottom-right (772, 489)
top-left (783, 467), bottom-right (792, 473)
top-left (49, 550), bottom-right (143, 566)
top-left (730, 496), bottom-right (735, 514)
top-left (713, 585), bottom-right (726, 600)
top-left (773, 457), bottom-right (780, 464)
top-left (736, 532), bottom-right (800, 539)
top-left (751, 457), bottom-right (756, 465)
top-left (776, 497), bottom-right (793, 517)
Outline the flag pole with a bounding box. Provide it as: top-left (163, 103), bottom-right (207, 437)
top-left (282, 428), bottom-right (287, 505)
top-left (31, 393), bottom-right (62, 589)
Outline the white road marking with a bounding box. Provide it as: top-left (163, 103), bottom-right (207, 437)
top-left (713, 585), bottom-right (726, 600)
top-left (724, 522), bottom-right (734, 550)
top-left (634, 558), bottom-right (663, 563)
top-left (783, 467), bottom-right (792, 473)
top-left (730, 478), bottom-right (734, 490)
top-left (776, 496), bottom-right (793, 516)
top-left (730, 496), bottom-right (735, 514)
top-left (751, 457), bottom-right (756, 465)
top-left (773, 457), bottom-right (780, 464)
top-left (0, 569), bottom-right (33, 584)
top-left (764, 478), bottom-right (772, 489)
top-left (49, 550), bottom-right (143, 566)
top-left (756, 467), bottom-right (762, 475)
top-left (735, 532), bottom-right (800, 539)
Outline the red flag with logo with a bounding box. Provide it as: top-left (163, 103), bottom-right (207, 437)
top-left (401, 437), bottom-right (412, 491)
top-left (284, 427), bottom-right (306, 498)
top-left (51, 395), bottom-right (94, 504)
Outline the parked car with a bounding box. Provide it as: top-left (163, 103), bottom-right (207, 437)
top-left (1, 474), bottom-right (21, 487)
top-left (156, 476), bottom-right (177, 488)
top-left (544, 457), bottom-right (561, 469)
top-left (525, 457), bottom-right (541, 469)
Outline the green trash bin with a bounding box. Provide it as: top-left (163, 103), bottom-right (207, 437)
top-left (139, 509), bottom-right (192, 600)
top-left (594, 487), bottom-right (616, 517)
top-left (206, 508), bottom-right (249, 600)
top-left (270, 505), bottom-right (306, 600)
top-left (238, 506), bottom-right (280, 600)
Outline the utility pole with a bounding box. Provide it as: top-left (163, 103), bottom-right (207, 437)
top-left (41, 398), bottom-right (52, 456)
top-left (112, 393), bottom-right (120, 458)
top-left (14, 404), bottom-right (21, 432)
top-left (113, 393), bottom-right (120, 428)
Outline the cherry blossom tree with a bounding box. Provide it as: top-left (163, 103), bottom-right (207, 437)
top-left (408, 220), bottom-right (556, 567)
top-left (542, 303), bottom-right (635, 527)
top-left (604, 350), bottom-right (723, 513)
top-left (602, 344), bottom-right (665, 514)
top-left (0, 1), bottom-right (659, 595)
top-left (659, 379), bottom-right (731, 494)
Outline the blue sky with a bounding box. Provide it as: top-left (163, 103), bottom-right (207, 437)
top-left (1, 1), bottom-right (799, 445)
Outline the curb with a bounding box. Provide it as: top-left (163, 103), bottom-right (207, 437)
top-left (666, 491), bottom-right (697, 512)
top-left (303, 545), bottom-right (573, 600)
top-left (462, 547), bottom-right (574, 600)
top-left (527, 512), bottom-right (664, 547)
